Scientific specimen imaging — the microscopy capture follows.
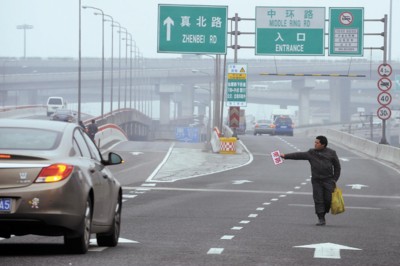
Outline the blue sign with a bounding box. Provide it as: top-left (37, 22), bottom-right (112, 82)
top-left (175, 127), bottom-right (200, 143)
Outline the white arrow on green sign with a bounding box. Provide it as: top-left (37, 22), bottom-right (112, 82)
top-left (255, 7), bottom-right (325, 56)
top-left (157, 4), bottom-right (227, 54)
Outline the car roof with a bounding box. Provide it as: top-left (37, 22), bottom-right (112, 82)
top-left (0, 118), bottom-right (75, 132)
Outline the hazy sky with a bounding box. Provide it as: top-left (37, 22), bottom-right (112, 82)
top-left (0, 0), bottom-right (398, 60)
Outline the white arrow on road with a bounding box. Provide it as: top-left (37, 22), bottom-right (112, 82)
top-left (232, 180), bottom-right (252, 185)
top-left (90, 237), bottom-right (139, 246)
top-left (294, 242), bottom-right (361, 259)
top-left (163, 17), bottom-right (174, 41)
top-left (347, 184), bottom-right (369, 190)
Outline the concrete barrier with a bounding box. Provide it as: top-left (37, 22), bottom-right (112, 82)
top-left (95, 123), bottom-right (128, 149)
top-left (306, 128), bottom-right (400, 167)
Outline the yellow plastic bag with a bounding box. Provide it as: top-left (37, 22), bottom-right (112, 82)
top-left (331, 187), bottom-right (345, 215)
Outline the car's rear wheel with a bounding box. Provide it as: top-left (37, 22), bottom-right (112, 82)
top-left (64, 197), bottom-right (92, 254)
top-left (96, 194), bottom-right (122, 247)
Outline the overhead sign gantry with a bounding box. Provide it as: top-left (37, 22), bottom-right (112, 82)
top-left (255, 7), bottom-right (325, 56)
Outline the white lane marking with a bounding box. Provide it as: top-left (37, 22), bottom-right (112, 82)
top-left (231, 226), bottom-right (243, 230)
top-left (232, 180), bottom-right (253, 185)
top-left (123, 194), bottom-right (137, 199)
top-left (294, 242), bottom-right (361, 259)
top-left (271, 198), bottom-right (279, 201)
top-left (141, 183), bottom-right (156, 187)
top-left (207, 248), bottom-right (224, 254)
top-left (146, 143), bottom-right (175, 182)
top-left (221, 235), bottom-right (235, 240)
top-left (347, 184), bottom-right (368, 190)
top-left (136, 188), bottom-right (150, 191)
top-left (89, 247), bottom-right (108, 252)
top-left (248, 214), bottom-right (258, 218)
top-left (131, 152), bottom-right (144, 156)
top-left (89, 238), bottom-right (139, 251)
top-left (288, 204), bottom-right (381, 210)
top-left (294, 186), bottom-right (301, 189)
top-left (279, 195), bottom-right (287, 198)
top-left (286, 191), bottom-right (294, 194)
top-left (263, 202), bottom-right (271, 205)
top-left (301, 182), bottom-right (307, 185)
top-left (256, 207), bottom-right (264, 211)
top-left (240, 220), bottom-right (250, 224)
top-left (122, 186), bottom-right (400, 200)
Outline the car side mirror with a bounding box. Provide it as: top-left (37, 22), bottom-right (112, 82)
top-left (107, 152), bottom-right (123, 165)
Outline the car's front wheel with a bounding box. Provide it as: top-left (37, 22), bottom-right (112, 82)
top-left (64, 197), bottom-right (92, 254)
top-left (96, 193), bottom-right (122, 247)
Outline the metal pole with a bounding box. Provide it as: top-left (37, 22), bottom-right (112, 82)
top-left (16, 24), bottom-right (33, 59)
top-left (111, 22), bottom-right (122, 110)
top-left (234, 13), bottom-right (239, 63)
top-left (389, 0), bottom-right (392, 62)
top-left (379, 14), bottom-right (388, 144)
top-left (104, 15), bottom-right (114, 114)
top-left (83, 6), bottom-right (105, 118)
top-left (120, 27), bottom-right (128, 109)
top-left (78, 1), bottom-right (82, 122)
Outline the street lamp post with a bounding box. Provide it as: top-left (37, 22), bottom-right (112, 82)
top-left (111, 21), bottom-right (122, 110)
top-left (119, 27), bottom-right (128, 109)
top-left (82, 5), bottom-right (105, 118)
top-left (78, 0), bottom-right (82, 122)
top-left (123, 33), bottom-right (134, 109)
top-left (16, 24), bottom-right (33, 59)
top-left (103, 15), bottom-right (114, 114)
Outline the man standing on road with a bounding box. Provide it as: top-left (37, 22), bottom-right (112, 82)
top-left (87, 119), bottom-right (99, 144)
top-left (280, 135), bottom-right (341, 226)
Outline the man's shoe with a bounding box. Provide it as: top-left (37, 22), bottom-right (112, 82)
top-left (316, 218), bottom-right (326, 226)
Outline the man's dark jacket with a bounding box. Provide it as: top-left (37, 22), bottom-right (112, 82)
top-left (284, 147), bottom-right (341, 181)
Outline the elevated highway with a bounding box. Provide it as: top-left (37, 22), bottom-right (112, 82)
top-left (1, 57), bottom-right (399, 126)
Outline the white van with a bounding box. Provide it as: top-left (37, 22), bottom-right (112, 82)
top-left (46, 96), bottom-right (67, 116)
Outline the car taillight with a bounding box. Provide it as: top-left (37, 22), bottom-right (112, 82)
top-left (255, 124), bottom-right (259, 128)
top-left (35, 164), bottom-right (74, 183)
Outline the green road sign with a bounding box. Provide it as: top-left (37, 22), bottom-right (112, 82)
top-left (226, 64), bottom-right (247, 107)
top-left (158, 4), bottom-right (227, 54)
top-left (329, 7), bottom-right (364, 56)
top-left (255, 7), bottom-right (325, 56)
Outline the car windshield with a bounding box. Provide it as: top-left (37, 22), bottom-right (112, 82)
top-left (48, 98), bottom-right (62, 105)
top-left (0, 128), bottom-right (60, 150)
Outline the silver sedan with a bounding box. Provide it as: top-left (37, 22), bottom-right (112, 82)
top-left (0, 119), bottom-right (124, 254)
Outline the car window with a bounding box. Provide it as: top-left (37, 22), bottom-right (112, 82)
top-left (275, 117), bottom-right (292, 125)
top-left (82, 131), bottom-right (102, 162)
top-left (0, 128), bottom-right (60, 150)
top-left (73, 129), bottom-right (92, 158)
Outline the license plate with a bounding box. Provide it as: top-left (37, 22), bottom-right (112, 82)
top-left (0, 198), bottom-right (12, 212)
top-left (280, 126), bottom-right (287, 128)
